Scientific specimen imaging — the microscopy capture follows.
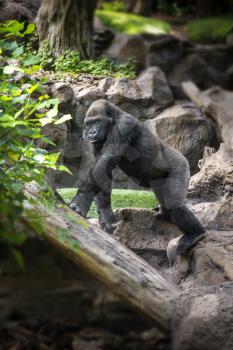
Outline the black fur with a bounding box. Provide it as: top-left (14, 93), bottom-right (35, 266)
top-left (70, 99), bottom-right (205, 255)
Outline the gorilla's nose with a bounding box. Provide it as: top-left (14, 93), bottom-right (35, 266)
top-left (89, 130), bottom-right (97, 137)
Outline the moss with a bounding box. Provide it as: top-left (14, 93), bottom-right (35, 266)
top-left (58, 188), bottom-right (157, 219)
top-left (186, 17), bottom-right (233, 43)
top-left (96, 10), bottom-right (171, 35)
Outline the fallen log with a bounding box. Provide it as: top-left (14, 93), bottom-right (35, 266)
top-left (24, 183), bottom-right (179, 333)
top-left (182, 81), bottom-right (233, 148)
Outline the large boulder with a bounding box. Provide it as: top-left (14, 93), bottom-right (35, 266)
top-left (0, 0), bottom-right (41, 22)
top-left (106, 33), bottom-right (148, 71)
top-left (105, 67), bottom-right (174, 120)
top-left (168, 53), bottom-right (227, 90)
top-left (146, 34), bottom-right (186, 74)
top-left (145, 102), bottom-right (220, 174)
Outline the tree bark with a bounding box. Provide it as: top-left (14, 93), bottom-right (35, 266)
top-left (24, 182), bottom-right (179, 333)
top-left (36, 0), bottom-right (96, 58)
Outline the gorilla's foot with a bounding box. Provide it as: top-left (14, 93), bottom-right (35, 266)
top-left (176, 232), bottom-right (206, 256)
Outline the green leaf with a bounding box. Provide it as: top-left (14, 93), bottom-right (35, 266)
top-left (58, 165), bottom-right (72, 175)
top-left (3, 65), bottom-right (17, 74)
top-left (33, 154), bottom-right (45, 163)
top-left (13, 45), bottom-right (24, 57)
top-left (24, 23), bottom-right (35, 35)
top-left (55, 114), bottom-right (72, 124)
top-left (47, 106), bottom-right (58, 118)
top-left (23, 55), bottom-right (40, 66)
top-left (0, 21), bottom-right (24, 36)
top-left (39, 117), bottom-right (53, 126)
top-left (27, 83), bottom-right (39, 95)
top-left (24, 65), bottom-right (41, 74)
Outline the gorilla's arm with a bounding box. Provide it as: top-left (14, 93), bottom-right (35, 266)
top-left (70, 114), bottom-right (139, 231)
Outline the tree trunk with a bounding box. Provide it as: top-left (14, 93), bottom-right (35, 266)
top-left (36, 0), bottom-right (96, 58)
top-left (126, 0), bottom-right (153, 16)
top-left (24, 182), bottom-right (179, 333)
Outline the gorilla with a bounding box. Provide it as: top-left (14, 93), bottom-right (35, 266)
top-left (70, 99), bottom-right (205, 255)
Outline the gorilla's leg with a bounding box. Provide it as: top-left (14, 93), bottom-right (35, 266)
top-left (170, 206), bottom-right (205, 255)
top-left (91, 154), bottom-right (115, 233)
top-left (95, 191), bottom-right (115, 234)
top-left (153, 186), bottom-right (171, 221)
top-left (163, 169), bottom-right (205, 255)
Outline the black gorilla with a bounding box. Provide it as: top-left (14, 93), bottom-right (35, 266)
top-left (70, 99), bottom-right (205, 255)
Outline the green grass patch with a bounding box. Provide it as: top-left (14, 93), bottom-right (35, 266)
top-left (96, 10), bottom-right (171, 35)
top-left (186, 17), bottom-right (233, 43)
top-left (58, 188), bottom-right (157, 218)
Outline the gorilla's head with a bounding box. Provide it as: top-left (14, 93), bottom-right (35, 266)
top-left (84, 99), bottom-right (120, 144)
top-left (84, 115), bottom-right (113, 144)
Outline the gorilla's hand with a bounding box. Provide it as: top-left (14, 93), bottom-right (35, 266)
top-left (69, 201), bottom-right (87, 218)
top-left (69, 191), bottom-right (94, 218)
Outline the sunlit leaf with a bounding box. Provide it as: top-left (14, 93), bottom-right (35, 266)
top-left (54, 114), bottom-right (72, 124)
top-left (24, 23), bottom-right (35, 35)
top-left (58, 165), bottom-right (73, 175)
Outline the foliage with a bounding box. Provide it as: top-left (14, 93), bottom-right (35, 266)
top-left (59, 188), bottom-right (157, 218)
top-left (101, 0), bottom-right (126, 12)
top-left (53, 50), bottom-right (136, 79)
top-left (27, 40), bottom-right (136, 79)
top-left (96, 9), bottom-right (171, 35)
top-left (0, 20), bottom-right (71, 266)
top-left (186, 17), bottom-right (233, 43)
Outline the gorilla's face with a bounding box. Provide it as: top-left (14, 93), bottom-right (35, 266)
top-left (84, 115), bottom-right (112, 144)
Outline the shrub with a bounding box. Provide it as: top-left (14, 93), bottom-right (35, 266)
top-left (0, 21), bottom-right (71, 266)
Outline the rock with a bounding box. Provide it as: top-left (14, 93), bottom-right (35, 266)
top-left (105, 68), bottom-right (174, 120)
top-left (227, 64), bottom-right (233, 90)
top-left (0, 0), bottom-right (41, 22)
top-left (189, 144), bottom-right (233, 229)
top-left (146, 35), bottom-right (185, 74)
top-left (145, 102), bottom-right (220, 174)
top-left (77, 86), bottom-right (103, 109)
top-left (97, 77), bottom-right (116, 94)
top-left (169, 53), bottom-right (227, 90)
top-left (182, 83), bottom-right (233, 148)
top-left (112, 207), bottom-right (232, 289)
top-left (136, 66), bottom-right (174, 112)
top-left (113, 208), bottom-right (181, 272)
top-left (226, 33), bottom-right (233, 46)
top-left (50, 82), bottom-right (76, 114)
top-left (106, 78), bottom-right (142, 104)
top-left (106, 33), bottom-right (148, 71)
top-left (193, 44), bottom-right (233, 72)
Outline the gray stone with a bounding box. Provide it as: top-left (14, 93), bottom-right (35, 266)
top-left (169, 53), bottom-right (227, 90)
top-left (226, 33), bottom-right (233, 46)
top-left (106, 33), bottom-right (148, 70)
top-left (145, 102), bottom-right (219, 174)
top-left (136, 66), bottom-right (174, 113)
top-left (146, 35), bottom-right (185, 73)
top-left (106, 78), bottom-right (142, 105)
